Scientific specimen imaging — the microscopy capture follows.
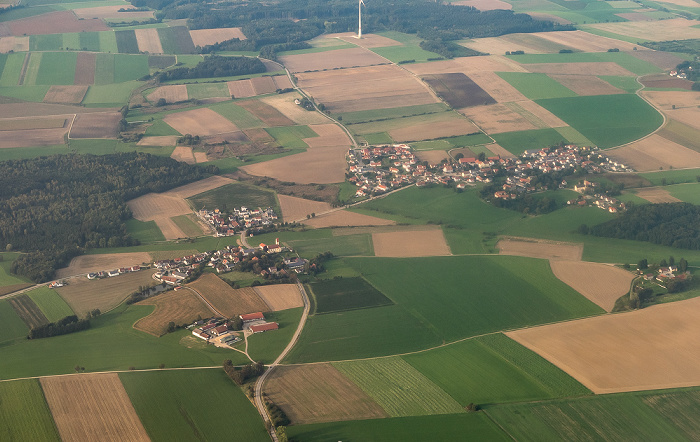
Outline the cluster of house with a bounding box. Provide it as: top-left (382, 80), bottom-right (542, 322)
top-left (566, 180), bottom-right (626, 213)
top-left (197, 206), bottom-right (278, 237)
top-left (669, 69), bottom-right (689, 79)
top-left (190, 317), bottom-right (241, 346)
top-left (79, 264), bottom-right (148, 282)
top-left (347, 144), bottom-right (630, 199)
top-left (641, 266), bottom-right (691, 285)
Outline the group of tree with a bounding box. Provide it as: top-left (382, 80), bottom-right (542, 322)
top-left (589, 203), bottom-right (700, 249)
top-left (1, 153), bottom-right (216, 282)
top-left (28, 315), bottom-right (90, 339)
top-left (675, 59), bottom-right (700, 91)
top-left (154, 56), bottom-right (265, 82)
top-left (223, 359), bottom-right (265, 385)
top-left (264, 396), bottom-right (290, 427)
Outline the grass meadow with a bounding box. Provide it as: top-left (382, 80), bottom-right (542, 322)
top-left (492, 128), bottom-right (567, 155)
top-left (36, 52), bottom-right (77, 85)
top-left (0, 252), bottom-right (32, 288)
top-left (120, 369), bottom-right (268, 441)
top-left (0, 379), bottom-right (60, 441)
top-left (125, 219), bottom-right (166, 243)
top-left (209, 101), bottom-right (265, 129)
top-left (338, 103), bottom-right (448, 124)
top-left (27, 286), bottom-right (74, 322)
top-left (310, 276), bottom-right (393, 314)
top-left (187, 181), bottom-right (279, 213)
top-left (0, 299), bottom-right (29, 345)
top-left (186, 82), bottom-right (229, 100)
top-left (266, 125), bottom-right (316, 149)
top-left (497, 72), bottom-right (577, 100)
top-left (667, 183), bottom-right (700, 204)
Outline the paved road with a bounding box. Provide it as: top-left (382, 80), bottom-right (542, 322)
top-left (240, 229), bottom-right (251, 248)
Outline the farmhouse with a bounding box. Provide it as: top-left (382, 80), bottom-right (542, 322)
top-left (250, 322), bottom-right (279, 333)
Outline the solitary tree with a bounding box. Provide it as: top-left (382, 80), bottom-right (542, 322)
top-left (669, 256), bottom-right (675, 266)
top-left (680, 258), bottom-right (688, 273)
top-left (638, 259), bottom-right (648, 270)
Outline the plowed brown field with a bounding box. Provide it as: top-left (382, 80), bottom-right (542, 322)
top-left (74, 52), bottom-right (96, 85)
top-left (188, 273), bottom-right (268, 317)
top-left (530, 30), bottom-right (641, 52)
top-left (137, 135), bottom-right (178, 146)
top-left (497, 237), bottom-right (583, 260)
top-left (549, 261), bottom-right (635, 312)
top-left (43, 85), bottom-right (88, 104)
top-left (404, 55), bottom-right (527, 75)
top-left (279, 47), bottom-right (387, 73)
top-left (69, 112), bottom-right (121, 138)
top-left (277, 195), bottom-right (332, 221)
top-left (228, 79), bottom-right (256, 98)
top-left (589, 18), bottom-right (700, 41)
top-left (0, 36), bottom-right (28, 52)
top-left (170, 145), bottom-right (195, 164)
top-left (373, 229), bottom-right (451, 257)
top-left (41, 373), bottom-right (149, 442)
top-left (253, 284), bottom-right (303, 311)
top-left (190, 27), bottom-right (246, 47)
top-left (163, 108), bottom-right (238, 136)
top-left (388, 118), bottom-right (479, 142)
top-left (74, 5), bottom-right (155, 19)
top-left (641, 91), bottom-right (700, 110)
top-left (467, 71), bottom-right (528, 102)
top-left (135, 289), bottom-right (214, 336)
top-left (635, 187), bottom-right (682, 203)
top-left (147, 85), bottom-right (188, 104)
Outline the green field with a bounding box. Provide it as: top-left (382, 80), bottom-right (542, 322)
top-left (186, 82), bottom-right (230, 100)
top-left (403, 334), bottom-right (590, 406)
top-left (30, 34), bottom-right (62, 51)
top-left (78, 31), bottom-right (101, 52)
top-left (536, 94), bottom-right (663, 148)
top-left (497, 72), bottom-right (577, 100)
top-left (171, 214), bottom-right (203, 237)
top-left (334, 357), bottom-right (465, 416)
top-left (492, 128), bottom-right (568, 155)
top-left (84, 81), bottom-right (141, 106)
top-left (126, 218), bottom-right (166, 243)
top-left (600, 75), bottom-right (641, 93)
top-left (144, 119), bottom-right (181, 136)
top-left (348, 255), bottom-right (603, 342)
top-left (36, 52), bottom-right (77, 85)
top-left (247, 307), bottom-right (303, 363)
top-left (665, 183), bottom-right (700, 204)
top-left (0, 252), bottom-right (32, 288)
top-left (444, 133), bottom-right (493, 148)
top-left (98, 30), bottom-right (119, 54)
top-left (361, 132), bottom-right (393, 144)
top-left (371, 45), bottom-right (442, 63)
top-left (506, 52), bottom-right (661, 76)
top-left (188, 181), bottom-right (279, 214)
top-left (26, 286), bottom-right (74, 322)
top-left (0, 379), bottom-right (60, 441)
top-left (554, 126), bottom-right (594, 146)
top-left (0, 53), bottom-right (26, 87)
top-left (266, 125), bottom-right (316, 149)
top-left (0, 302), bottom-right (247, 380)
top-left (120, 369), bottom-right (268, 441)
top-left (113, 54), bottom-right (150, 83)
top-left (639, 168), bottom-right (700, 186)
top-left (208, 101), bottom-right (264, 129)
top-left (115, 29), bottom-right (140, 54)
top-left (0, 299), bottom-right (29, 345)
top-left (310, 276), bottom-right (393, 314)
top-left (339, 103), bottom-right (449, 124)
top-left (0, 85), bottom-right (51, 102)
top-left (157, 26), bottom-right (195, 54)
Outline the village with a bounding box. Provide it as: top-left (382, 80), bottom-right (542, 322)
top-left (196, 206), bottom-right (278, 237)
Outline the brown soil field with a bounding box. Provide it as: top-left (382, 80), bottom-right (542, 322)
top-left (43, 85), bottom-right (88, 104)
top-left (272, 75), bottom-right (293, 89)
top-left (424, 73), bottom-right (496, 108)
top-left (0, 283), bottom-right (33, 297)
top-left (507, 296), bottom-right (700, 393)
top-left (203, 130), bottom-right (248, 144)
top-left (497, 237), bottom-right (583, 260)
top-left (188, 273), bottom-right (268, 317)
top-left (69, 112), bottom-right (121, 138)
top-left (279, 47), bottom-right (387, 73)
top-left (510, 100), bottom-right (567, 127)
top-left (147, 85), bottom-right (188, 104)
top-left (242, 127), bottom-right (274, 142)
top-left (135, 28), bottom-right (163, 54)
top-left (304, 123), bottom-right (351, 147)
top-left (641, 78), bottom-right (693, 90)
top-left (635, 187), bottom-right (682, 203)
top-left (550, 261), bottom-right (635, 312)
top-left (170, 145), bottom-right (195, 164)
top-left (451, 0), bottom-right (511, 10)
top-left (277, 194), bottom-right (332, 221)
top-left (228, 79), bottom-right (256, 99)
top-left (641, 91), bottom-right (700, 110)
top-left (190, 27), bottom-right (246, 47)
top-left (253, 284), bottom-right (303, 311)
top-left (665, 107), bottom-right (700, 131)
top-left (416, 150), bottom-right (450, 164)
top-left (525, 62), bottom-right (634, 76)
top-left (390, 118), bottom-right (480, 142)
top-left (334, 32), bottom-right (402, 48)
top-left (237, 100), bottom-right (295, 126)
top-left (0, 127), bottom-right (68, 148)
top-left (462, 35), bottom-right (563, 56)
top-left (55, 270), bottom-right (157, 316)
top-left (9, 295), bottom-right (48, 329)
top-left (134, 290), bottom-right (214, 336)
top-left (242, 143), bottom-right (348, 184)
top-left (41, 373), bottom-right (149, 442)
top-left (137, 135), bottom-right (179, 146)
top-left (295, 65), bottom-right (438, 113)
top-left (8, 11), bottom-right (109, 36)
top-left (487, 143), bottom-right (516, 158)
top-left (549, 74), bottom-right (624, 95)
top-left (260, 94), bottom-right (331, 125)
top-left (74, 52), bottom-right (96, 85)
top-left (163, 108), bottom-right (238, 135)
top-left (74, 5), bottom-right (155, 19)
top-left (193, 151), bottom-right (208, 162)
top-left (0, 102), bottom-right (117, 118)
top-left (460, 103), bottom-right (537, 134)
top-left (651, 0), bottom-right (699, 6)
top-left (467, 71), bottom-right (528, 102)
top-left (373, 229), bottom-right (451, 257)
top-left (304, 210), bottom-right (396, 228)
top-left (56, 252), bottom-right (152, 278)
top-left (589, 19), bottom-right (700, 41)
top-left (404, 55), bottom-right (528, 76)
top-left (0, 36), bottom-right (28, 52)
top-left (529, 30), bottom-right (642, 52)
top-left (250, 76), bottom-right (277, 95)
top-left (607, 134), bottom-right (700, 171)
top-left (0, 117), bottom-right (66, 130)
top-left (263, 364), bottom-right (388, 424)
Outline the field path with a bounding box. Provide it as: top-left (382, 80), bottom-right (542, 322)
top-left (183, 286), bottom-right (224, 317)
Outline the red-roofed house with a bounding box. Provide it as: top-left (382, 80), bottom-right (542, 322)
top-left (240, 312), bottom-right (265, 322)
top-left (250, 322), bottom-right (279, 333)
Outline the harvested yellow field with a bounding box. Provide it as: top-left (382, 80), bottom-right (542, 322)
top-left (137, 135), bottom-right (179, 146)
top-left (549, 261), bottom-right (635, 312)
top-left (507, 296), bottom-right (700, 393)
top-left (134, 289), bottom-right (214, 336)
top-left (279, 47), bottom-right (387, 73)
top-left (0, 117), bottom-right (66, 131)
top-left (259, 94), bottom-right (329, 125)
top-left (525, 62), bottom-right (634, 76)
top-left (253, 284), bottom-right (303, 311)
top-left (530, 30), bottom-right (641, 52)
top-left (190, 27), bottom-right (246, 47)
top-left (188, 273), bottom-right (268, 317)
top-left (228, 79), bottom-right (256, 99)
top-left (277, 194), bottom-right (332, 221)
top-left (56, 252), bottom-right (152, 278)
top-left (304, 123), bottom-right (352, 147)
top-left (163, 108), bottom-right (238, 136)
top-left (635, 187), bottom-right (682, 203)
top-left (607, 134), bottom-right (700, 171)
top-left (510, 100), bottom-right (567, 127)
top-left (135, 28), bottom-right (163, 54)
top-left (373, 229), bottom-right (451, 257)
top-left (467, 71), bottom-right (528, 102)
top-left (451, 0), bottom-right (511, 10)
top-left (147, 85), bottom-right (188, 104)
top-left (43, 85), bottom-right (88, 104)
top-left (641, 91), bottom-right (700, 110)
top-left (170, 145), bottom-right (195, 164)
top-left (41, 373), bottom-right (149, 442)
top-left (497, 237), bottom-right (583, 260)
top-left (0, 36), bottom-right (28, 52)
top-left (389, 117), bottom-right (479, 142)
top-left (304, 210), bottom-right (395, 228)
top-left (405, 55), bottom-right (527, 75)
top-left (549, 75), bottom-right (624, 96)
top-left (588, 19), bottom-right (700, 41)
top-left (461, 103), bottom-right (537, 134)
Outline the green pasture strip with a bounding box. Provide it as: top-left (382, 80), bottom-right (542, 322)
top-left (36, 52), bottom-right (77, 85)
top-left (497, 72), bottom-right (577, 100)
top-left (666, 182), bottom-right (700, 204)
top-left (113, 54), bottom-right (149, 83)
top-left (170, 214), bottom-right (202, 237)
top-left (0, 85), bottom-right (50, 102)
top-left (148, 55), bottom-right (176, 69)
top-left (83, 81), bottom-right (140, 106)
top-left (536, 94), bottom-right (663, 148)
top-left (98, 31), bottom-right (119, 54)
top-left (0, 53), bottom-right (22, 86)
top-left (69, 139), bottom-right (120, 155)
top-left (162, 70), bottom-right (284, 85)
top-left (0, 145), bottom-right (68, 161)
top-left (247, 307), bottom-right (303, 363)
top-left (22, 52), bottom-right (42, 86)
top-left (187, 181), bottom-right (278, 213)
top-left (144, 120), bottom-right (180, 136)
top-left (657, 119), bottom-right (700, 153)
top-left (78, 32), bottom-right (101, 52)
top-left (348, 255), bottom-right (604, 342)
top-left (403, 334), bottom-right (590, 406)
top-left (492, 128), bottom-right (567, 155)
top-left (339, 103), bottom-right (449, 124)
top-left (285, 304), bottom-right (442, 363)
top-left (266, 125), bottom-right (314, 149)
top-left (26, 286), bottom-right (74, 322)
top-left (376, 30), bottom-right (423, 45)
top-left (310, 276), bottom-right (393, 314)
top-left (639, 168), bottom-right (700, 186)
top-left (0, 379), bottom-right (60, 441)
top-left (0, 5), bottom-right (54, 22)
top-left (506, 52), bottom-right (661, 75)
top-left (288, 413), bottom-right (510, 442)
top-left (62, 33), bottom-right (80, 51)
top-left (30, 34), bottom-right (62, 51)
top-left (208, 101), bottom-right (264, 129)
top-left (361, 132), bottom-right (393, 144)
top-left (120, 369), bottom-right (268, 442)
top-left (0, 299), bottom-right (29, 344)
top-left (599, 75), bottom-right (641, 93)
top-left (334, 357), bottom-right (465, 417)
top-left (468, 144), bottom-right (495, 157)
top-left (186, 82), bottom-right (229, 100)
top-left (0, 302), bottom-right (246, 380)
top-left (115, 29), bottom-right (139, 54)
top-left (125, 219), bottom-right (165, 243)
top-left (554, 126), bottom-right (594, 146)
top-left (371, 45), bottom-right (442, 63)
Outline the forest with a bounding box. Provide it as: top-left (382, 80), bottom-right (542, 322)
top-left (0, 153), bottom-right (216, 282)
top-left (589, 202), bottom-right (700, 249)
top-left (155, 56), bottom-right (266, 82)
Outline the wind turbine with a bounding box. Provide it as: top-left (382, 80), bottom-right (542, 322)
top-left (357, 0), bottom-right (365, 39)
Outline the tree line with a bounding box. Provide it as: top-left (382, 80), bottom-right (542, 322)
top-left (1, 153), bottom-right (216, 282)
top-left (28, 315), bottom-right (90, 339)
top-left (154, 56), bottom-right (266, 82)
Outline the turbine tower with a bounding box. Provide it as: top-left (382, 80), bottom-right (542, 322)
top-left (358, 0), bottom-right (365, 39)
